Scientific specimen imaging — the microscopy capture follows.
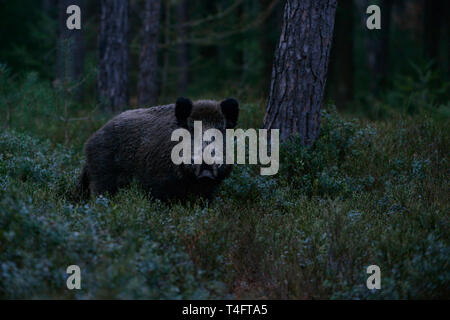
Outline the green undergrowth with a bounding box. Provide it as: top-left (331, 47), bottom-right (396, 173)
top-left (1, 106), bottom-right (448, 299)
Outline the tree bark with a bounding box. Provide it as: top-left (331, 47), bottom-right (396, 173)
top-left (423, 0), bottom-right (444, 67)
top-left (160, 0), bottom-right (171, 100)
top-left (263, 0), bottom-right (337, 145)
top-left (57, 0), bottom-right (84, 97)
top-left (356, 0), bottom-right (392, 93)
top-left (138, 0), bottom-right (161, 106)
top-left (235, 3), bottom-right (245, 81)
top-left (43, 0), bottom-right (57, 14)
top-left (176, 0), bottom-right (189, 95)
top-left (447, 1), bottom-right (450, 75)
top-left (329, 0), bottom-right (354, 110)
top-left (199, 1), bottom-right (219, 68)
top-left (98, 0), bottom-right (129, 112)
top-left (376, 0), bottom-right (392, 89)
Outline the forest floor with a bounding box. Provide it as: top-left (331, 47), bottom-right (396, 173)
top-left (1, 100), bottom-right (448, 299)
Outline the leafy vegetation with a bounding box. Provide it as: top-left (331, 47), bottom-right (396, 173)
top-left (1, 69), bottom-right (448, 298)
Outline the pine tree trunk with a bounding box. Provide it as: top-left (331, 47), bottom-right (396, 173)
top-left (199, 1), bottom-right (219, 69)
top-left (235, 3), bottom-right (245, 81)
top-left (98, 0), bottom-right (129, 112)
top-left (447, 1), bottom-right (450, 75)
top-left (423, 0), bottom-right (444, 67)
top-left (138, 0), bottom-right (161, 107)
top-left (376, 0), bottom-right (392, 88)
top-left (57, 0), bottom-right (84, 97)
top-left (263, 0), bottom-right (337, 145)
top-left (329, 0), bottom-right (354, 110)
top-left (160, 0), bottom-right (171, 100)
top-left (43, 0), bottom-right (57, 15)
top-left (176, 0), bottom-right (189, 95)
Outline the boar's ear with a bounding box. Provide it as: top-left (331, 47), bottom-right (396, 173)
top-left (175, 97), bottom-right (193, 127)
top-left (221, 98), bottom-right (239, 128)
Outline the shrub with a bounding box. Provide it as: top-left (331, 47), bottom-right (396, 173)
top-left (278, 107), bottom-right (376, 198)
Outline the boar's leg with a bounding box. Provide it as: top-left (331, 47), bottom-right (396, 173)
top-left (89, 168), bottom-right (120, 196)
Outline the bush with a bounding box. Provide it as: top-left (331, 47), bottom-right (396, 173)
top-left (0, 131), bottom-right (225, 299)
top-left (278, 107), bottom-right (376, 198)
top-left (0, 83), bottom-right (448, 299)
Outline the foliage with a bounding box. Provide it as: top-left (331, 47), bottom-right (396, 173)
top-left (1, 88), bottom-right (448, 298)
top-left (0, 0), bottom-right (57, 78)
top-left (279, 108), bottom-right (377, 198)
top-left (0, 66), bottom-right (107, 150)
top-left (0, 0), bottom-right (448, 300)
top-left (0, 131), bottom-right (224, 299)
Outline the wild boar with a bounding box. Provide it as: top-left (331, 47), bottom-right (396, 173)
top-left (78, 97), bottom-right (239, 201)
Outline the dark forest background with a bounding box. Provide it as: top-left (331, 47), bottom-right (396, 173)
top-left (0, 0), bottom-right (448, 121)
top-left (0, 0), bottom-right (448, 299)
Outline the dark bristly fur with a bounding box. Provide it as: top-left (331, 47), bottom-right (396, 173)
top-left (78, 98), bottom-right (239, 201)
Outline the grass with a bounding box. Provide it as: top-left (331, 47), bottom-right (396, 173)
top-left (0, 70), bottom-right (449, 299)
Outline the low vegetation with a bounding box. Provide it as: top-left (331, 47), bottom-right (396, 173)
top-left (1, 70), bottom-right (448, 298)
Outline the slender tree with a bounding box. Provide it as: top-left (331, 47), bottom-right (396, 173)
top-left (234, 2), bottom-right (245, 80)
top-left (263, 0), bottom-right (337, 144)
top-left (198, 1), bottom-right (219, 69)
top-left (98, 0), bottom-right (129, 112)
top-left (57, 0), bottom-right (84, 97)
top-left (160, 0), bottom-right (171, 99)
top-left (356, 0), bottom-right (392, 93)
top-left (376, 0), bottom-right (392, 89)
top-left (423, 0), bottom-right (444, 67)
top-left (447, 1), bottom-right (450, 75)
top-left (138, 0), bottom-right (162, 106)
top-left (43, 0), bottom-right (57, 15)
top-left (176, 0), bottom-right (189, 95)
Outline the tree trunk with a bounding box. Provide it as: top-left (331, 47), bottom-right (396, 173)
top-left (199, 1), bottom-right (219, 70)
top-left (259, 0), bottom-right (283, 92)
top-left (329, 0), bottom-right (354, 110)
top-left (356, 0), bottom-right (392, 93)
top-left (138, 0), bottom-right (161, 107)
top-left (423, 0), bottom-right (444, 67)
top-left (98, 0), bottom-right (129, 112)
top-left (263, 0), bottom-right (337, 145)
top-left (447, 1), bottom-right (450, 75)
top-left (43, 0), bottom-right (57, 14)
top-left (235, 3), bottom-right (245, 82)
top-left (376, 0), bottom-right (392, 88)
top-left (160, 0), bottom-right (171, 100)
top-left (176, 0), bottom-right (189, 95)
top-left (57, 0), bottom-right (84, 98)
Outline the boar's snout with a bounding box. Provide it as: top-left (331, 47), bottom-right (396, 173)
top-left (195, 164), bottom-right (218, 182)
